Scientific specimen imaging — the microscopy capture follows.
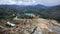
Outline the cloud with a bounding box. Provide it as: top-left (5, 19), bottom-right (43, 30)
top-left (0, 0), bottom-right (16, 5)
top-left (39, 0), bottom-right (60, 6)
top-left (0, 0), bottom-right (60, 6)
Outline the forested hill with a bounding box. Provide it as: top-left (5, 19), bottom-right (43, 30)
top-left (0, 5), bottom-right (60, 21)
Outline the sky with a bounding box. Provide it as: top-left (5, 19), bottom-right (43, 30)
top-left (0, 0), bottom-right (60, 6)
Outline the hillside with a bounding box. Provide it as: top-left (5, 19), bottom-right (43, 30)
top-left (0, 5), bottom-right (60, 21)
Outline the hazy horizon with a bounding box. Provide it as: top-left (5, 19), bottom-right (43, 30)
top-left (0, 0), bottom-right (60, 6)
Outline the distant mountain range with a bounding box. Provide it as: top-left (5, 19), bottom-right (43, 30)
top-left (0, 4), bottom-right (48, 9)
top-left (0, 4), bottom-right (60, 21)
